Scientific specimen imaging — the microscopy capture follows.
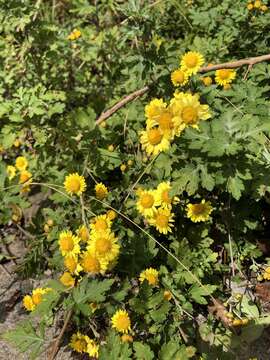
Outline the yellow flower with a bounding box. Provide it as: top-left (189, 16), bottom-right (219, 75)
top-left (76, 225), bottom-right (89, 242)
top-left (80, 249), bottom-right (104, 274)
top-left (86, 339), bottom-right (99, 358)
top-left (90, 302), bottom-right (100, 313)
top-left (180, 51), bottom-right (204, 75)
top-left (68, 29), bottom-right (82, 41)
top-left (223, 84), bottom-right (231, 90)
top-left (260, 4), bottom-right (268, 11)
top-left (254, 0), bottom-right (261, 8)
top-left (64, 173), bottom-right (86, 196)
top-left (111, 309), bottom-right (131, 334)
top-left (171, 69), bottom-right (189, 87)
top-left (156, 182), bottom-right (179, 209)
top-left (120, 163), bottom-right (127, 172)
top-left (121, 334), bottom-right (133, 343)
top-left (186, 199), bottom-right (213, 222)
top-left (145, 98), bottom-right (167, 120)
top-left (64, 253), bottom-right (82, 274)
top-left (15, 156), bottom-right (28, 171)
top-left (32, 288), bottom-right (51, 306)
top-left (215, 69), bottom-right (236, 86)
top-left (95, 182), bottom-right (108, 200)
top-left (107, 209), bottom-right (117, 221)
top-left (19, 170), bottom-right (32, 184)
top-left (23, 295), bottom-right (35, 311)
top-left (146, 109), bottom-right (175, 138)
top-left (140, 127), bottom-right (170, 157)
top-left (70, 332), bottom-right (88, 353)
top-left (90, 214), bottom-right (112, 233)
top-left (23, 288), bottom-right (52, 311)
top-left (247, 3), bottom-right (253, 10)
top-left (139, 268), bottom-right (159, 286)
top-left (13, 139), bottom-right (21, 148)
top-left (263, 267), bottom-right (270, 280)
top-left (163, 290), bottom-right (172, 301)
top-left (148, 208), bottom-right (175, 235)
top-left (170, 92), bottom-right (211, 130)
top-left (6, 165), bottom-right (16, 180)
top-left (136, 189), bottom-right (159, 217)
top-left (89, 230), bottom-right (120, 263)
top-left (60, 272), bottom-right (75, 287)
top-left (59, 230), bottom-right (80, 256)
top-left (201, 76), bottom-right (212, 86)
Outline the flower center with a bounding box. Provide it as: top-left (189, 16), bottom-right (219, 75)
top-left (32, 293), bottom-right (42, 305)
top-left (68, 179), bottom-right (81, 192)
top-left (96, 237), bottom-right (111, 254)
top-left (155, 214), bottom-right (169, 228)
top-left (147, 128), bottom-right (162, 145)
top-left (140, 194), bottom-right (154, 208)
top-left (95, 219), bottom-right (108, 231)
top-left (175, 70), bottom-right (185, 83)
top-left (158, 112), bottom-right (173, 130)
top-left (192, 204), bottom-right (206, 215)
top-left (82, 254), bottom-right (100, 273)
top-left (147, 274), bottom-right (158, 285)
top-left (182, 106), bottom-right (198, 124)
top-left (75, 339), bottom-right (87, 352)
top-left (60, 236), bottom-right (74, 252)
top-left (185, 54), bottom-right (198, 68)
top-left (161, 190), bottom-right (170, 204)
top-left (218, 69), bottom-right (230, 80)
top-left (117, 315), bottom-right (130, 330)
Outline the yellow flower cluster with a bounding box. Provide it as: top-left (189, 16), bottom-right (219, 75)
top-left (171, 51), bottom-right (205, 87)
top-left (186, 199), bottom-right (213, 223)
top-left (247, 0), bottom-right (268, 11)
top-left (59, 213), bottom-right (120, 280)
top-left (136, 182), bottom-right (177, 234)
top-left (140, 92), bottom-right (211, 156)
top-left (23, 287), bottom-right (52, 311)
top-left (70, 332), bottom-right (99, 358)
top-left (67, 29), bottom-right (82, 41)
top-left (6, 156), bottom-right (32, 193)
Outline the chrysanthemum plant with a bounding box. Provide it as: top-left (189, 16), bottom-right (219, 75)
top-left (2, 1), bottom-right (270, 359)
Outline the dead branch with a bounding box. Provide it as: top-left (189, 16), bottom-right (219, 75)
top-left (95, 53), bottom-right (270, 124)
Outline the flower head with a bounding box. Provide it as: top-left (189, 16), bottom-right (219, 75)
top-left (180, 51), bottom-right (204, 75)
top-left (89, 230), bottom-right (120, 263)
top-left (64, 173), bottom-right (86, 196)
top-left (263, 267), bottom-right (270, 280)
top-left (80, 249), bottom-right (103, 274)
top-left (59, 230), bottom-right (80, 256)
top-left (6, 165), bottom-right (16, 180)
top-left (90, 214), bottom-right (111, 234)
top-left (76, 225), bottom-right (89, 242)
top-left (139, 268), bottom-right (159, 286)
top-left (170, 92), bottom-right (211, 130)
top-left (67, 29), bottom-right (82, 41)
top-left (163, 290), bottom-right (172, 301)
top-left (148, 208), bottom-right (175, 234)
top-left (121, 334), bottom-right (133, 343)
top-left (111, 309), bottom-right (131, 333)
top-left (86, 339), bottom-right (99, 358)
top-left (106, 209), bottom-right (117, 221)
top-left (19, 170), bottom-right (32, 184)
top-left (186, 199), bottom-right (213, 222)
top-left (23, 295), bottom-right (35, 311)
top-left (64, 253), bottom-right (82, 274)
top-left (23, 288), bottom-right (52, 311)
top-left (70, 332), bottom-right (88, 353)
top-left (215, 69), bottom-right (236, 86)
top-left (140, 127), bottom-right (170, 156)
top-left (171, 69), bottom-right (189, 87)
top-left (201, 76), bottom-right (212, 86)
top-left (156, 182), bottom-right (179, 209)
top-left (60, 272), bottom-right (75, 287)
top-left (15, 156), bottom-right (28, 171)
top-left (95, 183), bottom-right (108, 200)
top-left (145, 98), bottom-right (167, 120)
top-left (136, 189), bottom-right (159, 217)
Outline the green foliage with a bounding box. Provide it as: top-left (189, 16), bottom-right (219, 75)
top-left (1, 0), bottom-right (270, 359)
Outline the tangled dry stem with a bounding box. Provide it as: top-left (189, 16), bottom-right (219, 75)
top-left (96, 53), bottom-right (270, 124)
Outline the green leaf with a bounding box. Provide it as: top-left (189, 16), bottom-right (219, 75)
top-left (99, 331), bottom-right (132, 360)
top-left (188, 284), bottom-right (216, 305)
top-left (133, 342), bottom-right (154, 360)
top-left (2, 321), bottom-right (44, 360)
top-left (227, 175), bottom-right (245, 200)
top-left (72, 278), bottom-right (114, 305)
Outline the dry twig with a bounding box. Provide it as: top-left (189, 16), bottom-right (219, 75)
top-left (47, 309), bottom-right (73, 360)
top-left (96, 53), bottom-right (270, 124)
